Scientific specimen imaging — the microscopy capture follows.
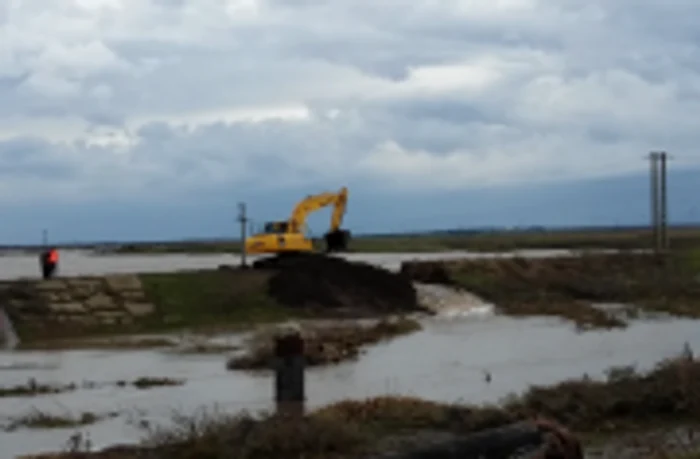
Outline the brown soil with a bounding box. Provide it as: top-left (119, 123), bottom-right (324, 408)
top-left (227, 318), bottom-right (422, 370)
top-left (258, 253), bottom-right (421, 313)
top-left (401, 253), bottom-right (700, 328)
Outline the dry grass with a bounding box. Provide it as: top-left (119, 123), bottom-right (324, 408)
top-left (0, 377), bottom-right (185, 400)
top-left (119, 377), bottom-right (184, 390)
top-left (4, 409), bottom-right (116, 432)
top-left (0, 379), bottom-right (76, 398)
top-left (227, 317), bottom-right (422, 370)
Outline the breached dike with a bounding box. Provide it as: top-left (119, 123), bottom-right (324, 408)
top-left (414, 282), bottom-right (495, 318)
top-left (0, 306), bottom-right (19, 349)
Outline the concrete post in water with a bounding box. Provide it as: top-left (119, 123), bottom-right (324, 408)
top-left (238, 202), bottom-right (248, 267)
top-left (273, 329), bottom-right (305, 418)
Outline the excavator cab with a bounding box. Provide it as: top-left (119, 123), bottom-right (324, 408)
top-left (245, 222), bottom-right (312, 254)
top-left (263, 221), bottom-right (289, 234)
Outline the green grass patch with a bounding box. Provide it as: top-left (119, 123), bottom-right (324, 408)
top-left (138, 269), bottom-right (301, 332)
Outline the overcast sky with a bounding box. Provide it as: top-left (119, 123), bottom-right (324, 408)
top-left (1, 0), bottom-right (699, 243)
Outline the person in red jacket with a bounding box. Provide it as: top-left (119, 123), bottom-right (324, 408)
top-left (39, 247), bottom-right (59, 279)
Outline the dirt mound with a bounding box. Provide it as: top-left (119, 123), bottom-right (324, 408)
top-left (227, 317), bottom-right (422, 370)
top-left (256, 254), bottom-right (420, 313)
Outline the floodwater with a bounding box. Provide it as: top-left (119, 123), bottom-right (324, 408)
top-left (0, 248), bottom-right (607, 280)
top-left (1, 313), bottom-right (699, 458)
top-left (0, 248), bottom-right (674, 457)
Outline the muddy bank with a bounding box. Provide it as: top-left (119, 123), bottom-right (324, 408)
top-left (4, 254), bottom-right (422, 345)
top-left (28, 352), bottom-right (700, 458)
top-left (401, 253), bottom-right (700, 329)
top-left (256, 253), bottom-right (420, 314)
top-left (227, 317), bottom-right (422, 370)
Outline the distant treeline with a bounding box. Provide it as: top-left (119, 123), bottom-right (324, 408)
top-left (2, 223), bottom-right (700, 250)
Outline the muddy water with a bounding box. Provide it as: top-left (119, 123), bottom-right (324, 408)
top-left (0, 248), bottom-right (600, 280)
top-left (1, 314), bottom-right (699, 457)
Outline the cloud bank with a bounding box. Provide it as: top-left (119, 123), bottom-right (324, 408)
top-left (2, 0), bottom-right (700, 204)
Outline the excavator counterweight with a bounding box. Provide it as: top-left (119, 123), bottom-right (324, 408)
top-left (244, 187), bottom-right (351, 257)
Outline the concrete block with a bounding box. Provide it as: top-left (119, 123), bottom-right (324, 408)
top-left (35, 280), bottom-right (67, 291)
top-left (124, 302), bottom-right (156, 317)
top-left (48, 303), bottom-right (87, 314)
top-left (105, 275), bottom-right (143, 292)
top-left (85, 293), bottom-right (117, 311)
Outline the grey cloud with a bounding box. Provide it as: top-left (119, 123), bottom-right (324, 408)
top-left (0, 137), bottom-right (76, 179)
top-left (1, 0), bottom-right (700, 200)
top-left (151, 0), bottom-right (186, 8)
top-left (0, 72), bottom-right (30, 90)
top-left (83, 111), bottom-right (125, 127)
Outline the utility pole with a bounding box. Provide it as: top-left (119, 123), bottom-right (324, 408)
top-left (41, 229), bottom-right (48, 247)
top-left (659, 151), bottom-right (668, 251)
top-left (649, 151), bottom-right (670, 253)
top-left (649, 152), bottom-right (660, 252)
top-left (238, 202), bottom-right (248, 267)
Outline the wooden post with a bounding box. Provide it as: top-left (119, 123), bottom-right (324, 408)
top-left (274, 331), bottom-right (305, 418)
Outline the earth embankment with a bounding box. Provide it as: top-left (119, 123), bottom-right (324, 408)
top-left (256, 253), bottom-right (420, 314)
top-left (1, 253), bottom-right (423, 344)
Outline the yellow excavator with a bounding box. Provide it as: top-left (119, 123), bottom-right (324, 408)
top-left (244, 186), bottom-right (351, 255)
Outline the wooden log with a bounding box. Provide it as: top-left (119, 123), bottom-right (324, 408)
top-left (365, 418), bottom-right (583, 459)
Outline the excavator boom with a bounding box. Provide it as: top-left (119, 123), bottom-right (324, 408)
top-left (288, 186), bottom-right (348, 233)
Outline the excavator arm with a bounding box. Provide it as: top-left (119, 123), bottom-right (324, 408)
top-left (288, 187), bottom-right (348, 233)
top-left (287, 186), bottom-right (350, 252)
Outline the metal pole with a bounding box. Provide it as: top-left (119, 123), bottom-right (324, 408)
top-left (42, 229), bottom-right (48, 247)
top-left (659, 151), bottom-right (668, 251)
top-left (649, 152), bottom-right (660, 252)
top-left (238, 202), bottom-right (248, 267)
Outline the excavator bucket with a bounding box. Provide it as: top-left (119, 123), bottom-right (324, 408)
top-left (324, 229), bottom-right (351, 252)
